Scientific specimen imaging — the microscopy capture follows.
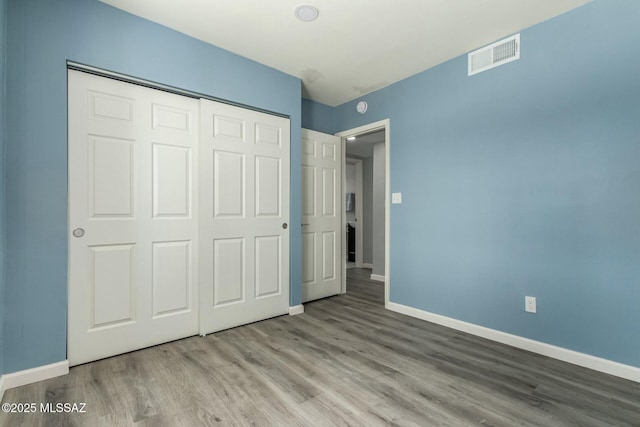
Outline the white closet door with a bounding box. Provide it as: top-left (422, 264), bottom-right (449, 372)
top-left (199, 99), bottom-right (290, 335)
top-left (68, 70), bottom-right (199, 366)
top-left (301, 129), bottom-right (342, 302)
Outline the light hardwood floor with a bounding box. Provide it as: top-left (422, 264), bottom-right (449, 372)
top-left (1, 268), bottom-right (639, 426)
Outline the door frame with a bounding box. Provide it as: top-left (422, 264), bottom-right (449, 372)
top-left (345, 157), bottom-right (363, 268)
top-left (336, 119), bottom-right (390, 306)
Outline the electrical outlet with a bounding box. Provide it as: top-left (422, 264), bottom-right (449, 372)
top-left (525, 296), bottom-right (537, 313)
top-left (392, 192), bottom-right (402, 204)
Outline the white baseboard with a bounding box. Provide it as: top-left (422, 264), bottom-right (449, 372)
top-left (386, 302), bottom-right (640, 383)
top-left (289, 304), bottom-right (304, 316)
top-left (370, 273), bottom-right (385, 282)
top-left (0, 360), bottom-right (69, 400)
top-left (362, 263), bottom-right (373, 269)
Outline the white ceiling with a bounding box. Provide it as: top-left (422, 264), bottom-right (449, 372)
top-left (100, 0), bottom-right (590, 107)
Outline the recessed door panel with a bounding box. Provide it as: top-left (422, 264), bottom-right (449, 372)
top-left (322, 167), bottom-right (336, 217)
top-left (322, 231), bottom-right (336, 281)
top-left (213, 238), bottom-right (245, 306)
top-left (213, 115), bottom-right (245, 142)
top-left (152, 104), bottom-right (191, 133)
top-left (302, 232), bottom-right (315, 285)
top-left (90, 91), bottom-right (134, 122)
top-left (255, 123), bottom-right (281, 147)
top-left (90, 136), bottom-right (134, 218)
top-left (322, 142), bottom-right (336, 161)
top-left (153, 144), bottom-right (191, 218)
top-left (214, 150), bottom-right (245, 218)
top-left (90, 244), bottom-right (135, 329)
top-left (302, 165), bottom-right (316, 217)
top-left (303, 138), bottom-right (315, 156)
top-left (152, 241), bottom-right (191, 317)
top-left (255, 236), bottom-right (280, 298)
top-left (255, 155), bottom-right (280, 217)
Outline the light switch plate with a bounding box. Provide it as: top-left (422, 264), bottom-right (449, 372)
top-left (392, 192), bottom-right (402, 204)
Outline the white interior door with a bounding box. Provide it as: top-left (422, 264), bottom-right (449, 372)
top-left (199, 99), bottom-right (290, 335)
top-left (68, 70), bottom-right (199, 366)
top-left (301, 129), bottom-right (342, 302)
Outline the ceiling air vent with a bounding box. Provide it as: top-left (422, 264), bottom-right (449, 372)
top-left (468, 33), bottom-right (520, 76)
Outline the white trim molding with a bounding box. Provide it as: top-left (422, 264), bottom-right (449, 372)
top-left (289, 305), bottom-right (304, 316)
top-left (370, 274), bottom-right (386, 283)
top-left (362, 263), bottom-right (374, 269)
top-left (387, 302), bottom-right (640, 383)
top-left (0, 360), bottom-right (70, 400)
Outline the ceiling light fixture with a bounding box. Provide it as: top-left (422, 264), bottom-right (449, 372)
top-left (347, 136), bottom-right (356, 141)
top-left (294, 5), bottom-right (319, 22)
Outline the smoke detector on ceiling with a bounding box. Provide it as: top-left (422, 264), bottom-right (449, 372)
top-left (294, 5), bottom-right (319, 22)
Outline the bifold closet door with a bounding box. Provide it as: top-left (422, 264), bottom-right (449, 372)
top-left (68, 70), bottom-right (199, 366)
top-left (199, 99), bottom-right (290, 335)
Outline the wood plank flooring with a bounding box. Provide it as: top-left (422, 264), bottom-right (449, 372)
top-left (2, 268), bottom-right (639, 426)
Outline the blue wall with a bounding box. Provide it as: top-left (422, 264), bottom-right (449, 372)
top-left (302, 98), bottom-right (335, 134)
top-left (4, 0), bottom-right (302, 373)
top-left (332, 0), bottom-right (640, 367)
top-left (0, 0), bottom-right (7, 377)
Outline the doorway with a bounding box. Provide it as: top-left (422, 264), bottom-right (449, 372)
top-left (337, 120), bottom-right (390, 305)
